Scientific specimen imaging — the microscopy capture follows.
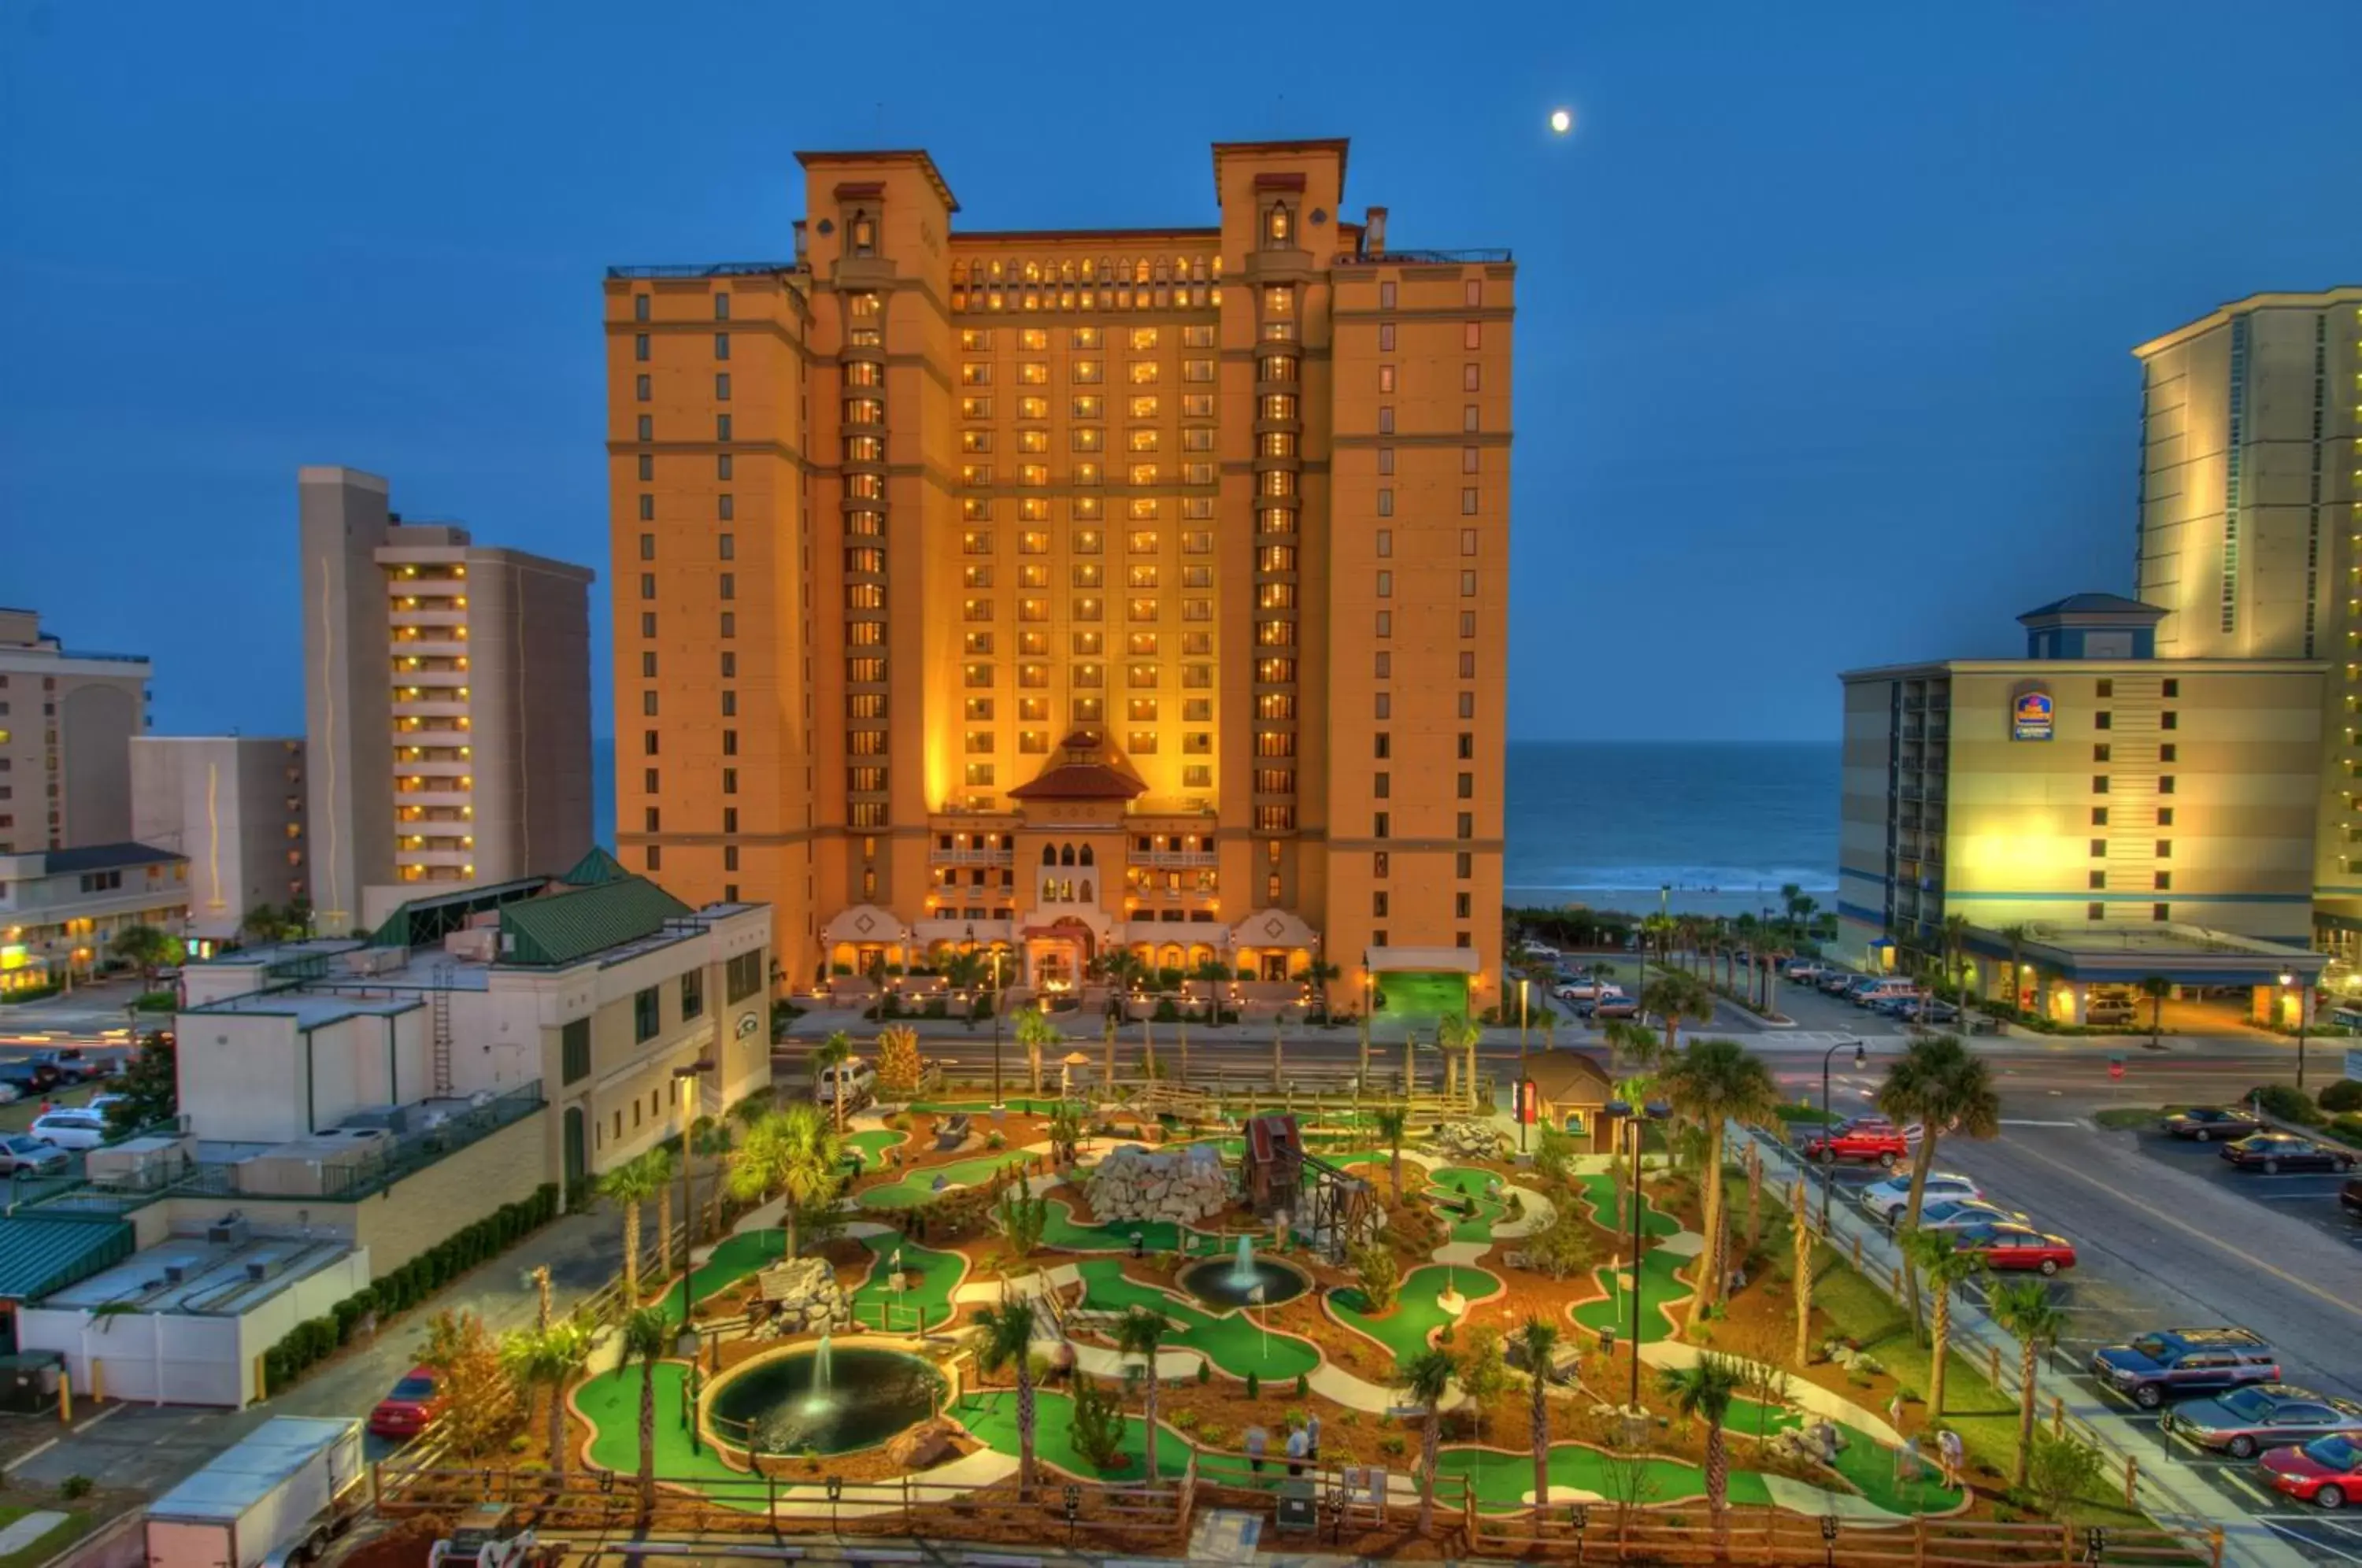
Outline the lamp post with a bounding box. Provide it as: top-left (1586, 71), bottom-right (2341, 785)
top-left (1820, 1038), bottom-right (1868, 1233)
top-left (1518, 978), bottom-right (1531, 1154)
top-left (1604, 1097), bottom-right (1669, 1415)
top-left (2280, 971), bottom-right (2309, 1091)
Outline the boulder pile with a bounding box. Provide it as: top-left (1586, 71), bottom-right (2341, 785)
top-left (751, 1256), bottom-right (849, 1336)
top-left (1084, 1142), bottom-right (1232, 1224)
top-left (1431, 1119), bottom-right (1508, 1160)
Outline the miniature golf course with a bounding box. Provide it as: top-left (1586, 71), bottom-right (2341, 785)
top-left (1427, 1167), bottom-right (1509, 1243)
top-left (842, 1129), bottom-right (905, 1171)
top-left (1040, 1195), bottom-right (1185, 1253)
top-left (855, 1153), bottom-right (1018, 1209)
top-left (1327, 1264), bottom-right (1504, 1361)
top-left (848, 1233), bottom-right (963, 1329)
top-left (1075, 1259), bottom-right (1320, 1380)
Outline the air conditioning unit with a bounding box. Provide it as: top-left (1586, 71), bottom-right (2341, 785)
top-left (342, 1104), bottom-right (413, 1136)
top-left (342, 947), bottom-right (404, 977)
top-left (161, 1257), bottom-right (198, 1285)
top-left (244, 1252), bottom-right (286, 1284)
top-left (205, 1214), bottom-right (251, 1247)
top-left (442, 929), bottom-right (497, 963)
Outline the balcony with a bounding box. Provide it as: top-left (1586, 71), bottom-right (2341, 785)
top-left (930, 848), bottom-right (1014, 866)
top-left (1135, 850), bottom-right (1217, 869)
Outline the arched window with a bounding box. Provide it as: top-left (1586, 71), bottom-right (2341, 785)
top-left (1133, 257), bottom-right (1151, 284)
top-left (1042, 845), bottom-right (1057, 866)
top-left (850, 210), bottom-right (876, 256)
top-left (1079, 879), bottom-right (1094, 903)
top-left (1061, 843), bottom-right (1076, 867)
top-left (1079, 844), bottom-right (1095, 867)
top-left (1265, 203), bottom-right (1292, 246)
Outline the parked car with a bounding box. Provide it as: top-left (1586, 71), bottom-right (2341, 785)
top-left (1592, 995), bottom-right (1640, 1020)
top-left (2264, 1434), bottom-right (2362, 1511)
top-left (1952, 1222), bottom-right (2077, 1275)
top-left (1897, 999), bottom-right (1961, 1026)
top-left (2163, 1106), bottom-right (2262, 1142)
top-left (2342, 1176), bottom-right (2362, 1218)
top-left (1852, 978), bottom-right (1920, 1008)
top-left (1912, 1197), bottom-right (2031, 1231)
top-left (2092, 1328), bottom-right (2282, 1409)
top-left (1804, 1117), bottom-right (1912, 1168)
top-left (369, 1366), bottom-right (447, 1439)
top-left (1819, 971), bottom-right (1860, 996)
top-left (815, 1061), bottom-right (877, 1108)
top-left (1553, 981), bottom-right (1602, 1003)
top-left (1859, 1171), bottom-right (1982, 1221)
top-left (26, 1049), bottom-right (98, 1085)
top-left (2164, 1384), bottom-right (2362, 1459)
top-left (27, 1109), bottom-right (107, 1151)
top-left (1786, 961), bottom-right (1828, 982)
top-left (2220, 1133), bottom-right (2359, 1174)
top-left (0, 1134), bottom-right (68, 1176)
top-left (1520, 943), bottom-right (1562, 963)
top-left (0, 1082), bottom-right (20, 1105)
top-left (2084, 997), bottom-right (2140, 1027)
top-left (0, 1063), bottom-right (61, 1096)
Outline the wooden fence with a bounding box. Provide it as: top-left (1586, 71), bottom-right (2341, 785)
top-left (1470, 1507), bottom-right (2218, 1567)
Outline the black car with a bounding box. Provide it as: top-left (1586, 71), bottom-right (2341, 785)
top-left (2162, 1106), bottom-right (2263, 1142)
top-left (2092, 1328), bottom-right (2282, 1409)
top-left (2220, 1133), bottom-right (2359, 1174)
top-left (2164, 1383), bottom-right (2362, 1459)
top-left (2343, 1177), bottom-right (2362, 1219)
top-left (0, 1063), bottom-right (59, 1096)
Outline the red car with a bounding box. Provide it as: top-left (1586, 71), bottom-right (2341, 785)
top-left (1952, 1222), bottom-right (2077, 1275)
top-left (2264, 1434), bottom-right (2362, 1510)
top-left (368, 1366), bottom-right (446, 1439)
top-left (1805, 1118), bottom-right (1910, 1169)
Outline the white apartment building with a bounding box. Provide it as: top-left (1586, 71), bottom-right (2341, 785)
top-left (130, 736), bottom-right (309, 944)
top-left (298, 467), bottom-right (596, 935)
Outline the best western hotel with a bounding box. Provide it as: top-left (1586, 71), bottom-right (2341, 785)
top-left (604, 140), bottom-right (1513, 1011)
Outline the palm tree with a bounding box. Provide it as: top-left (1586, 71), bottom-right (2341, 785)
top-left (1875, 1034), bottom-right (2001, 1323)
top-left (1941, 914), bottom-right (1971, 997)
top-left (942, 949), bottom-right (989, 1026)
top-left (1989, 1278), bottom-right (2070, 1488)
top-left (1437, 1012), bottom-right (1482, 1111)
top-left (620, 1305), bottom-right (671, 1522)
top-left (1113, 1306), bottom-right (1171, 1479)
top-left (727, 1103), bottom-right (842, 1260)
top-left (1901, 1226), bottom-right (1985, 1416)
top-left (1779, 882), bottom-right (1806, 935)
top-left (598, 1151), bottom-right (671, 1302)
top-left (1998, 923), bottom-right (2033, 1015)
top-left (1658, 1353), bottom-right (1746, 1545)
top-left (1303, 956), bottom-right (1340, 1023)
top-left (2139, 975), bottom-right (2171, 1049)
top-left (1373, 1106), bottom-right (1409, 1202)
top-left (1514, 1315), bottom-right (1560, 1529)
top-left (1638, 971), bottom-right (1715, 1059)
top-left (976, 1298), bottom-right (1041, 1495)
top-left (1397, 1345), bottom-right (1458, 1535)
top-left (811, 1031), bottom-right (853, 1135)
top-left (1271, 1015), bottom-right (1286, 1093)
top-left (1639, 912), bottom-right (1676, 974)
top-left (1013, 1004), bottom-right (1059, 1097)
top-left (1791, 1204), bottom-right (1817, 1369)
top-left (1601, 1017), bottom-right (1664, 1078)
top-left (500, 1313), bottom-right (596, 1480)
top-left (643, 1148), bottom-right (682, 1278)
top-left (1658, 1038), bottom-right (1781, 1311)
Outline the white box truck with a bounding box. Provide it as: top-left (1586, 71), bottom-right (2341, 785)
top-left (145, 1416), bottom-right (365, 1568)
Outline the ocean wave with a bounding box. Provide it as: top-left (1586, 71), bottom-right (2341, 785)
top-left (1511, 867), bottom-right (1838, 892)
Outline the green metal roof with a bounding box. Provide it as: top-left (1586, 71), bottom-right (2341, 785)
top-left (0, 1216), bottom-right (134, 1303)
top-left (559, 847), bottom-right (634, 887)
top-left (498, 876), bottom-right (694, 967)
top-left (365, 874), bottom-right (549, 949)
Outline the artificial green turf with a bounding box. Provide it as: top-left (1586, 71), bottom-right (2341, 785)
top-left (1572, 1173), bottom-right (1681, 1239)
top-left (1072, 1259), bottom-right (1320, 1380)
top-left (1327, 1264), bottom-right (1501, 1363)
top-left (1428, 1166), bottom-right (1509, 1244)
top-left (848, 1233), bottom-right (963, 1332)
top-left (1570, 1248), bottom-right (1693, 1344)
top-left (654, 1229), bottom-right (790, 1324)
top-left (952, 1389), bottom-right (1193, 1482)
top-left (1039, 1196), bottom-right (1185, 1253)
top-left (909, 1098), bottom-right (1061, 1116)
top-left (1435, 1442), bottom-right (1743, 1511)
top-left (1379, 971), bottom-right (1472, 1023)
top-left (856, 1153), bottom-right (1023, 1209)
top-left (842, 1128), bottom-right (907, 1172)
top-left (577, 1361), bottom-right (755, 1493)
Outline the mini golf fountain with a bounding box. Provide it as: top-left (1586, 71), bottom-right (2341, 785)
top-left (1179, 1234), bottom-right (1309, 1310)
top-left (704, 1333), bottom-right (945, 1459)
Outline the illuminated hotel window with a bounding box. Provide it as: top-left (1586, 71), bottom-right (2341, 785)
top-left (1075, 530), bottom-right (1102, 554)
top-left (961, 431), bottom-right (994, 453)
top-left (1073, 360), bottom-right (1103, 384)
top-left (1073, 395), bottom-right (1104, 420)
top-left (1072, 427), bottom-right (1103, 453)
top-left (1020, 328), bottom-right (1048, 351)
top-left (1019, 430), bottom-right (1049, 453)
top-left (1129, 361), bottom-right (1161, 386)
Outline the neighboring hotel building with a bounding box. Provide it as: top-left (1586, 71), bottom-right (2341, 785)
top-left (0, 842), bottom-right (189, 992)
top-left (0, 606), bottom-right (151, 852)
top-left (298, 467), bottom-right (597, 936)
top-left (2132, 288), bottom-right (2362, 943)
top-left (130, 736), bottom-right (308, 944)
top-left (604, 139), bottom-right (1514, 1011)
top-left (1839, 594), bottom-right (2327, 1023)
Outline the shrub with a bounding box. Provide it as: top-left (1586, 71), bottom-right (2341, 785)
top-left (1152, 998), bottom-right (1181, 1024)
top-left (2250, 1084), bottom-right (2326, 1126)
top-left (2319, 1079), bottom-right (2362, 1115)
top-left (1245, 1370), bottom-right (1260, 1400)
top-left (1348, 1241), bottom-right (1401, 1315)
top-left (1068, 1374), bottom-right (1129, 1473)
top-left (2334, 1113), bottom-right (2362, 1145)
top-left (1197, 1359), bottom-right (1212, 1385)
top-left (1295, 1373), bottom-right (1309, 1398)
top-left (58, 1476), bottom-right (92, 1501)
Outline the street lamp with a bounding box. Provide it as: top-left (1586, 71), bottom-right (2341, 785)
top-left (1820, 1038), bottom-right (1868, 1233)
top-left (2280, 971), bottom-right (2310, 1091)
top-left (1602, 1097), bottom-right (1670, 1415)
top-left (1518, 978), bottom-right (1531, 1154)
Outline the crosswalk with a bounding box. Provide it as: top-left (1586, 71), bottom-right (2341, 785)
top-left (1746, 1029), bottom-right (1910, 1051)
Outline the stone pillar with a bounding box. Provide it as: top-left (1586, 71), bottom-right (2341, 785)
top-left (2067, 982), bottom-right (2089, 1027)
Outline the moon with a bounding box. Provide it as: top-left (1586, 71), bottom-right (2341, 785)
top-left (1549, 108), bottom-right (1573, 135)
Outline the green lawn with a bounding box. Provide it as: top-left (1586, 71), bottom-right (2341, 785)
top-left (1073, 1259), bottom-right (1319, 1380)
top-left (1040, 1196), bottom-right (1185, 1253)
top-left (1572, 1173), bottom-right (1681, 1239)
top-left (909, 1098), bottom-right (1061, 1116)
top-left (842, 1129), bottom-right (907, 1172)
top-left (1327, 1264), bottom-right (1501, 1362)
top-left (848, 1233), bottom-right (963, 1333)
top-left (953, 1389), bottom-right (1193, 1482)
top-left (1570, 1249), bottom-right (1692, 1344)
top-left (654, 1229), bottom-right (789, 1324)
top-left (1377, 971), bottom-right (1472, 1023)
top-left (1427, 1167), bottom-right (1509, 1244)
top-left (2091, 1105), bottom-right (2175, 1130)
top-left (0, 1507), bottom-right (95, 1568)
top-left (856, 1153), bottom-right (1022, 1210)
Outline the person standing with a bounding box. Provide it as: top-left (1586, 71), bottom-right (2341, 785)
top-left (1285, 1424), bottom-right (1307, 1477)
top-left (1937, 1427), bottom-right (1964, 1489)
top-left (1246, 1425), bottom-right (1268, 1474)
top-left (1305, 1411), bottom-right (1322, 1463)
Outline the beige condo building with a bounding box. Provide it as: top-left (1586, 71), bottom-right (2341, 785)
top-left (0, 607), bottom-right (151, 853)
top-left (129, 734), bottom-right (309, 944)
top-left (604, 139), bottom-right (1514, 1012)
top-left (298, 467), bottom-right (598, 934)
top-left (2133, 288), bottom-right (2362, 937)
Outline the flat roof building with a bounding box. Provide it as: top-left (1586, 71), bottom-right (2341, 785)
top-left (1839, 594), bottom-right (2325, 1023)
top-left (298, 467), bottom-right (596, 937)
top-left (604, 138), bottom-right (1514, 1014)
top-left (0, 841), bottom-right (189, 992)
top-left (2133, 289), bottom-right (2362, 941)
top-left (130, 735), bottom-right (309, 945)
top-left (0, 607), bottom-right (151, 853)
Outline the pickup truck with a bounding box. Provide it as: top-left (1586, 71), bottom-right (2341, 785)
top-left (1803, 1118), bottom-right (1912, 1169)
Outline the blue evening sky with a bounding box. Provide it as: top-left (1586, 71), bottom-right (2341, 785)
top-left (4, 1), bottom-right (2359, 742)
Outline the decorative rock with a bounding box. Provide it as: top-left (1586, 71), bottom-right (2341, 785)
top-left (886, 1417), bottom-right (961, 1470)
top-left (754, 1255), bottom-right (850, 1331)
top-left (1431, 1120), bottom-right (1509, 1161)
top-left (1083, 1143), bottom-right (1232, 1225)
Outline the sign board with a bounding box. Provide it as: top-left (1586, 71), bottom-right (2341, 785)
top-left (2108, 1060), bottom-right (2124, 1081)
top-left (2011, 686), bottom-right (2055, 741)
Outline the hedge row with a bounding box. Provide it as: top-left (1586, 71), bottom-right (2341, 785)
top-left (261, 1183), bottom-right (559, 1394)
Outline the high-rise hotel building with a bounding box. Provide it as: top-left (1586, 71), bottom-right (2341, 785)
top-left (2134, 289), bottom-right (2362, 936)
top-left (605, 139), bottom-right (1513, 1008)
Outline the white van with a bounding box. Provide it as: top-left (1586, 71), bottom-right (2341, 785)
top-left (1851, 977), bottom-right (1920, 1008)
top-left (816, 1061), bottom-right (876, 1109)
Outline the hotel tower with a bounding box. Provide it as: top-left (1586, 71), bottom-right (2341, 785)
top-left (605, 139), bottom-right (1513, 1010)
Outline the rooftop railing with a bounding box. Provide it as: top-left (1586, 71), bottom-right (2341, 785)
top-left (606, 262), bottom-right (796, 279)
top-left (1332, 248), bottom-right (1512, 266)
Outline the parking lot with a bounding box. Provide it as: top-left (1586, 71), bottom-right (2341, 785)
top-left (1789, 1110), bottom-right (2362, 1561)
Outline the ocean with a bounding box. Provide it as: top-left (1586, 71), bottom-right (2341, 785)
top-left (590, 738), bottom-right (1838, 919)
